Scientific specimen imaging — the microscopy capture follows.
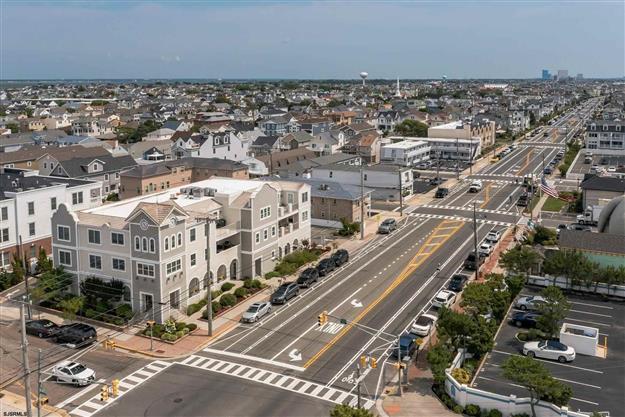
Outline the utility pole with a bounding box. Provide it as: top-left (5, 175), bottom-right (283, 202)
top-left (203, 216), bottom-right (214, 336)
top-left (20, 304), bottom-right (33, 417)
top-left (37, 349), bottom-right (42, 417)
top-left (360, 167), bottom-right (365, 240)
top-left (398, 166), bottom-right (403, 217)
top-left (455, 138), bottom-right (460, 180)
top-left (397, 339), bottom-right (403, 396)
top-left (472, 202), bottom-right (479, 280)
top-left (356, 363), bottom-right (361, 408)
top-left (18, 235), bottom-right (31, 319)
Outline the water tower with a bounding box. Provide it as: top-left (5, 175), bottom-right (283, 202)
top-left (359, 72), bottom-right (368, 87)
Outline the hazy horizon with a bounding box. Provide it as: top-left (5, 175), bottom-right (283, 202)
top-left (1, 1), bottom-right (624, 80)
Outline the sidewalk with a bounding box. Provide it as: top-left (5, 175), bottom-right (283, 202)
top-left (378, 352), bottom-right (455, 417)
top-left (0, 389), bottom-right (68, 417)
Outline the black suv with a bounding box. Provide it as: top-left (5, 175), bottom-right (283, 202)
top-left (464, 251), bottom-right (485, 270)
top-left (435, 187), bottom-right (449, 198)
top-left (316, 258), bottom-right (336, 276)
top-left (54, 324), bottom-right (97, 347)
top-left (270, 282), bottom-right (299, 304)
top-left (331, 249), bottom-right (349, 267)
top-left (297, 268), bottom-right (319, 288)
top-left (448, 274), bottom-right (469, 292)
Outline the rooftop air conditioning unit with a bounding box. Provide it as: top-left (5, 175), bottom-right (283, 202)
top-left (203, 188), bottom-right (216, 197)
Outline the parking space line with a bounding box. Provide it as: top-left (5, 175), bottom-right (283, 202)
top-left (564, 317), bottom-right (611, 327)
top-left (569, 309), bottom-right (612, 318)
top-left (490, 350), bottom-right (604, 374)
top-left (570, 301), bottom-right (613, 310)
top-left (571, 397), bottom-right (600, 406)
top-left (553, 377), bottom-right (601, 389)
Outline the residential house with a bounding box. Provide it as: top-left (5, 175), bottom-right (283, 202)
top-left (380, 140), bottom-right (431, 166)
top-left (308, 131), bottom-right (346, 156)
top-left (258, 114), bottom-right (300, 136)
top-left (428, 119), bottom-right (496, 148)
top-left (580, 176), bottom-right (625, 207)
top-left (143, 128), bottom-right (176, 142)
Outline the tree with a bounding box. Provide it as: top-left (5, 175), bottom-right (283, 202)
top-left (394, 119), bottom-right (428, 137)
top-left (460, 282), bottom-right (493, 316)
top-left (35, 247), bottom-right (53, 275)
top-left (532, 226), bottom-right (556, 246)
top-left (58, 296), bottom-right (84, 321)
top-left (31, 267), bottom-right (73, 304)
top-left (500, 245), bottom-right (541, 278)
top-left (6, 122), bottom-right (19, 133)
top-left (502, 355), bottom-right (572, 417)
top-left (436, 308), bottom-right (476, 350)
top-left (536, 286), bottom-right (570, 338)
top-left (329, 404), bottom-right (374, 417)
top-left (529, 111), bottom-right (536, 126)
top-left (427, 344), bottom-right (454, 384)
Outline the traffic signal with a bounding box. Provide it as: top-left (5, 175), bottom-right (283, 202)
top-left (317, 311), bottom-right (328, 326)
top-left (100, 385), bottom-right (109, 402)
top-left (370, 357), bottom-right (377, 369)
top-left (360, 355), bottom-right (367, 368)
top-left (111, 379), bottom-right (120, 397)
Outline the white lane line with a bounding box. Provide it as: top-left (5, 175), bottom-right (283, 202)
top-left (478, 377), bottom-right (600, 406)
top-left (564, 317), bottom-right (611, 327)
top-left (202, 348), bottom-right (306, 372)
top-left (54, 378), bottom-right (105, 408)
top-left (553, 377), bottom-right (601, 389)
top-left (570, 301), bottom-right (614, 309)
top-left (569, 309), bottom-right (612, 318)
top-left (490, 350), bottom-right (604, 374)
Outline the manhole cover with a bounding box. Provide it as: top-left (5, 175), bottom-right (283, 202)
top-left (173, 398), bottom-right (183, 403)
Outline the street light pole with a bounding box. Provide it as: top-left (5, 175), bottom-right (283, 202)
top-left (360, 167), bottom-right (365, 240)
top-left (397, 338), bottom-right (403, 396)
top-left (398, 166), bottom-right (403, 217)
top-left (472, 202), bottom-right (479, 280)
top-left (455, 138), bottom-right (460, 180)
top-left (20, 304), bottom-right (33, 417)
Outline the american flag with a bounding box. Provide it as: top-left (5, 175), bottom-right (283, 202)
top-left (540, 176), bottom-right (560, 199)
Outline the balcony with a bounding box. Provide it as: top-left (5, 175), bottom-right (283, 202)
top-left (215, 221), bottom-right (240, 241)
top-left (278, 203), bottom-right (296, 218)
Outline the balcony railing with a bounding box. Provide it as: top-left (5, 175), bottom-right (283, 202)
top-left (215, 221), bottom-right (240, 241)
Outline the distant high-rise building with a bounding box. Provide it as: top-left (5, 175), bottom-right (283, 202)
top-left (557, 69), bottom-right (569, 81)
top-left (541, 69), bottom-right (551, 80)
top-left (576, 73), bottom-right (584, 80)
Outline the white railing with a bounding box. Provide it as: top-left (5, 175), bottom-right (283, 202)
top-left (528, 274), bottom-right (625, 298)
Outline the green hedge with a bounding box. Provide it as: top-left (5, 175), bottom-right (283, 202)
top-left (243, 279), bottom-right (262, 289)
top-left (220, 293), bottom-right (237, 307)
top-left (221, 282), bottom-right (235, 292)
top-left (234, 287), bottom-right (248, 298)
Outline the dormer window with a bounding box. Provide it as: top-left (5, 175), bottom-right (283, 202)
top-left (214, 137), bottom-right (220, 146)
top-left (93, 163), bottom-right (99, 171)
top-left (603, 125), bottom-right (608, 131)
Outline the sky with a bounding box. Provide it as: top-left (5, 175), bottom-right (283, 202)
top-left (1, 0), bottom-right (624, 80)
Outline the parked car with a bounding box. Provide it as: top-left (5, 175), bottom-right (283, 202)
top-left (464, 251), bottom-right (485, 270)
top-left (241, 301), bottom-right (272, 323)
top-left (54, 324), bottom-right (97, 348)
top-left (378, 219), bottom-right (397, 234)
top-left (514, 295), bottom-right (546, 311)
top-left (435, 187), bottom-right (449, 198)
top-left (478, 242), bottom-right (493, 256)
top-left (568, 223), bottom-right (591, 232)
top-left (270, 282), bottom-right (299, 304)
top-left (448, 274), bottom-right (469, 292)
top-left (297, 268), bottom-right (319, 288)
top-left (390, 333), bottom-right (418, 359)
top-left (51, 361), bottom-right (96, 386)
top-left (485, 230), bottom-right (501, 243)
top-left (25, 319), bottom-right (60, 338)
top-left (510, 311), bottom-right (541, 328)
top-left (429, 177), bottom-right (444, 186)
top-left (331, 249), bottom-right (349, 267)
top-left (316, 258), bottom-right (336, 276)
top-left (410, 314), bottom-right (438, 336)
top-left (607, 166), bottom-right (617, 173)
top-left (432, 290), bottom-right (457, 309)
top-left (523, 340), bottom-right (576, 363)
top-left (543, 166), bottom-right (553, 175)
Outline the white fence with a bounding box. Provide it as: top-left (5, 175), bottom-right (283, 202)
top-left (528, 274), bottom-right (625, 298)
top-left (445, 350), bottom-right (588, 417)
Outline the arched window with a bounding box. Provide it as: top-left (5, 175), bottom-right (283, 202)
top-left (142, 237), bottom-right (148, 252)
top-left (149, 238), bottom-right (155, 253)
top-left (171, 234), bottom-right (176, 249)
top-left (164, 237), bottom-right (169, 251)
top-left (177, 233), bottom-right (182, 247)
top-left (134, 236), bottom-right (140, 251)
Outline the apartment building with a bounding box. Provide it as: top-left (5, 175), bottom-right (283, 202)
top-left (428, 119), bottom-right (496, 148)
top-left (0, 168), bottom-right (102, 270)
top-left (172, 132), bottom-right (250, 162)
top-left (585, 120), bottom-right (625, 154)
top-left (380, 140), bottom-right (430, 166)
top-left (119, 158), bottom-right (249, 199)
top-left (51, 177), bottom-right (311, 323)
top-left (389, 136), bottom-right (481, 162)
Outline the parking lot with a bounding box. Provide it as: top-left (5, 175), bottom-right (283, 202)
top-left (473, 288), bottom-right (625, 415)
top-left (570, 152), bottom-right (625, 176)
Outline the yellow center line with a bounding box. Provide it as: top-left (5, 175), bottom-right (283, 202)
top-left (480, 183), bottom-right (492, 209)
top-left (303, 220), bottom-right (465, 368)
top-left (516, 150), bottom-right (534, 176)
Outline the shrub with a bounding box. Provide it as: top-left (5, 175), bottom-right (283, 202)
top-left (181, 327), bottom-right (190, 335)
top-left (187, 323), bottom-right (197, 332)
top-left (451, 368), bottom-right (471, 384)
top-left (197, 298), bottom-right (207, 308)
top-left (84, 308), bottom-right (97, 319)
top-left (251, 279), bottom-right (262, 289)
top-left (211, 290), bottom-right (222, 299)
top-left (265, 271), bottom-right (281, 279)
top-left (220, 293), bottom-right (237, 307)
top-left (160, 333), bottom-right (176, 341)
top-left (175, 322), bottom-right (186, 331)
top-left (487, 410), bottom-right (503, 417)
top-left (186, 303), bottom-right (202, 316)
top-left (212, 301), bottom-right (221, 314)
top-left (234, 287), bottom-right (248, 298)
top-left (151, 324), bottom-right (164, 337)
top-left (175, 330), bottom-right (185, 339)
top-left (243, 279), bottom-right (254, 289)
top-left (511, 414), bottom-right (530, 417)
top-left (274, 262), bottom-right (298, 276)
top-left (452, 405), bottom-right (464, 414)
top-left (115, 304), bottom-right (133, 320)
top-left (464, 404), bottom-right (481, 416)
top-left (221, 282), bottom-right (235, 292)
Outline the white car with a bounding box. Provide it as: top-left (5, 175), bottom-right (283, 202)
top-left (241, 301), bottom-right (271, 323)
top-left (485, 230), bottom-right (501, 243)
top-left (523, 340), bottom-right (576, 363)
top-left (432, 290), bottom-right (456, 309)
top-left (607, 166), bottom-right (616, 173)
top-left (514, 295), bottom-right (546, 311)
top-left (52, 361), bottom-right (96, 386)
top-left (478, 242), bottom-right (493, 256)
top-left (410, 313), bottom-right (438, 336)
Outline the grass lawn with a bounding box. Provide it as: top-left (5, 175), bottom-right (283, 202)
top-left (542, 197), bottom-right (568, 212)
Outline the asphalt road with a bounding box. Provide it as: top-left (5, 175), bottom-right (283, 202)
top-left (94, 364), bottom-right (333, 417)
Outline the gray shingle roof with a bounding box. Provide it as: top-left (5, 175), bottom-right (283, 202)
top-left (580, 176), bottom-right (625, 192)
top-left (558, 229), bottom-right (625, 256)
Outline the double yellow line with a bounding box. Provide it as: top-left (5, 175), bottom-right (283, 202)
top-left (303, 220), bottom-right (465, 368)
top-left (516, 149), bottom-right (534, 176)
